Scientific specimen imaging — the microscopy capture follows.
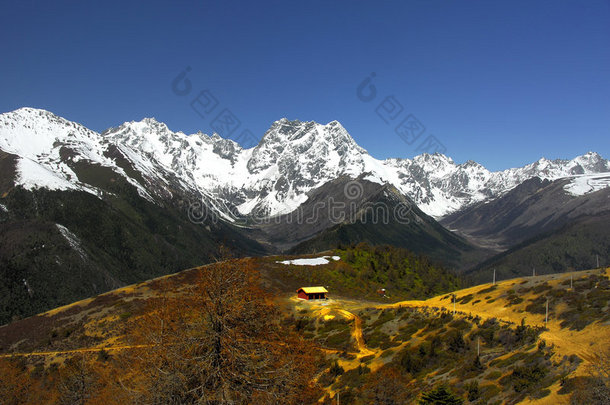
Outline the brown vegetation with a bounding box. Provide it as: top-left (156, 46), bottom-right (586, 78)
top-left (0, 258), bottom-right (321, 404)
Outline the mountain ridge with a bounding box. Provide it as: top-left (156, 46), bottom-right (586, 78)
top-left (2, 107), bottom-right (608, 221)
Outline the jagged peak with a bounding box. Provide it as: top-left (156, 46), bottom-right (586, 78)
top-left (120, 117), bottom-right (170, 132)
top-left (461, 159), bottom-right (484, 169)
top-left (573, 151), bottom-right (602, 161)
top-left (258, 118), bottom-right (353, 147)
top-left (412, 152), bottom-right (454, 164)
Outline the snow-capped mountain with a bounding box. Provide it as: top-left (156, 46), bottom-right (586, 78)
top-left (383, 151), bottom-right (610, 216)
top-left (0, 108), bottom-right (152, 200)
top-left (1, 107), bottom-right (609, 220)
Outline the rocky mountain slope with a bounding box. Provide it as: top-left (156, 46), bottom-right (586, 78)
top-left (466, 211), bottom-right (610, 283)
top-left (441, 175), bottom-right (610, 249)
top-left (440, 175), bottom-right (610, 281)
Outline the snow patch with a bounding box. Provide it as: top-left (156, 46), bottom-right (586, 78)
top-left (276, 255), bottom-right (340, 266)
top-left (18, 158), bottom-right (84, 192)
top-left (0, 204), bottom-right (7, 212)
top-left (564, 173), bottom-right (610, 196)
top-left (56, 223), bottom-right (88, 260)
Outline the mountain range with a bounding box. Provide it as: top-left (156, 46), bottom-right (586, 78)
top-left (0, 107), bottom-right (608, 323)
top-left (2, 108), bottom-right (608, 220)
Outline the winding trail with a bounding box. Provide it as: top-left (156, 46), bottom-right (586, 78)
top-left (336, 309), bottom-right (375, 357)
top-left (380, 277), bottom-right (610, 367)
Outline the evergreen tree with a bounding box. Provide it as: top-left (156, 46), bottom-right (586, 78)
top-left (419, 385), bottom-right (464, 405)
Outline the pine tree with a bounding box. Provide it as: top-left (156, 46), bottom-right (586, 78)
top-left (419, 385), bottom-right (464, 405)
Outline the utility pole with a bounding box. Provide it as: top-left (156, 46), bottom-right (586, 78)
top-left (597, 254), bottom-right (600, 268)
top-left (493, 269), bottom-right (496, 285)
top-left (477, 336), bottom-right (480, 357)
top-left (533, 267), bottom-right (536, 277)
top-left (337, 391), bottom-right (339, 405)
top-left (545, 298), bottom-right (549, 327)
top-left (570, 274), bottom-right (573, 290)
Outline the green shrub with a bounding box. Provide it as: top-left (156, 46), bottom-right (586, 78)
top-left (510, 363), bottom-right (548, 392)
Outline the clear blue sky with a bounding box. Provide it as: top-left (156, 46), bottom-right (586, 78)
top-left (1, 0), bottom-right (608, 171)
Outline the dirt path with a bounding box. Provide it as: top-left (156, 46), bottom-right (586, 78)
top-left (0, 344), bottom-right (153, 358)
top-left (336, 309), bottom-right (375, 357)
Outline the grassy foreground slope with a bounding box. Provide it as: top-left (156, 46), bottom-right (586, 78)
top-left (0, 253), bottom-right (608, 404)
top-left (286, 267), bottom-right (610, 404)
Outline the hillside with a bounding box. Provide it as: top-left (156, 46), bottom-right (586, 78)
top-left (0, 182), bottom-right (265, 325)
top-left (0, 244), bottom-right (461, 348)
top-left (1, 255), bottom-right (608, 404)
top-left (258, 244), bottom-right (462, 301)
top-left (291, 267), bottom-right (610, 404)
top-left (441, 176), bottom-right (610, 251)
top-left (256, 176), bottom-right (485, 269)
top-left (466, 212), bottom-right (610, 284)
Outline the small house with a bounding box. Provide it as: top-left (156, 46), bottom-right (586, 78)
top-left (297, 286), bottom-right (328, 300)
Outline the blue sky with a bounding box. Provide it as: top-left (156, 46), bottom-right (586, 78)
top-left (1, 0), bottom-right (608, 171)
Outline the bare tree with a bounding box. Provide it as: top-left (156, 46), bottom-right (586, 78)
top-left (118, 258), bottom-right (319, 404)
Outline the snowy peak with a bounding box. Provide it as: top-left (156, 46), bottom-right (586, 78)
top-left (104, 117), bottom-right (244, 158)
top-left (1, 107), bottom-right (609, 221)
top-left (568, 151), bottom-right (608, 173)
top-left (0, 107), bottom-right (98, 157)
top-left (247, 118), bottom-right (367, 176)
top-left (0, 108), bottom-right (153, 199)
top-left (512, 152), bottom-right (609, 179)
top-left (257, 118), bottom-right (364, 152)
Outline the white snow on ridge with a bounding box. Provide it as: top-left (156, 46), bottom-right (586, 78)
top-left (564, 173), bottom-right (610, 196)
top-left (277, 255), bottom-right (341, 266)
